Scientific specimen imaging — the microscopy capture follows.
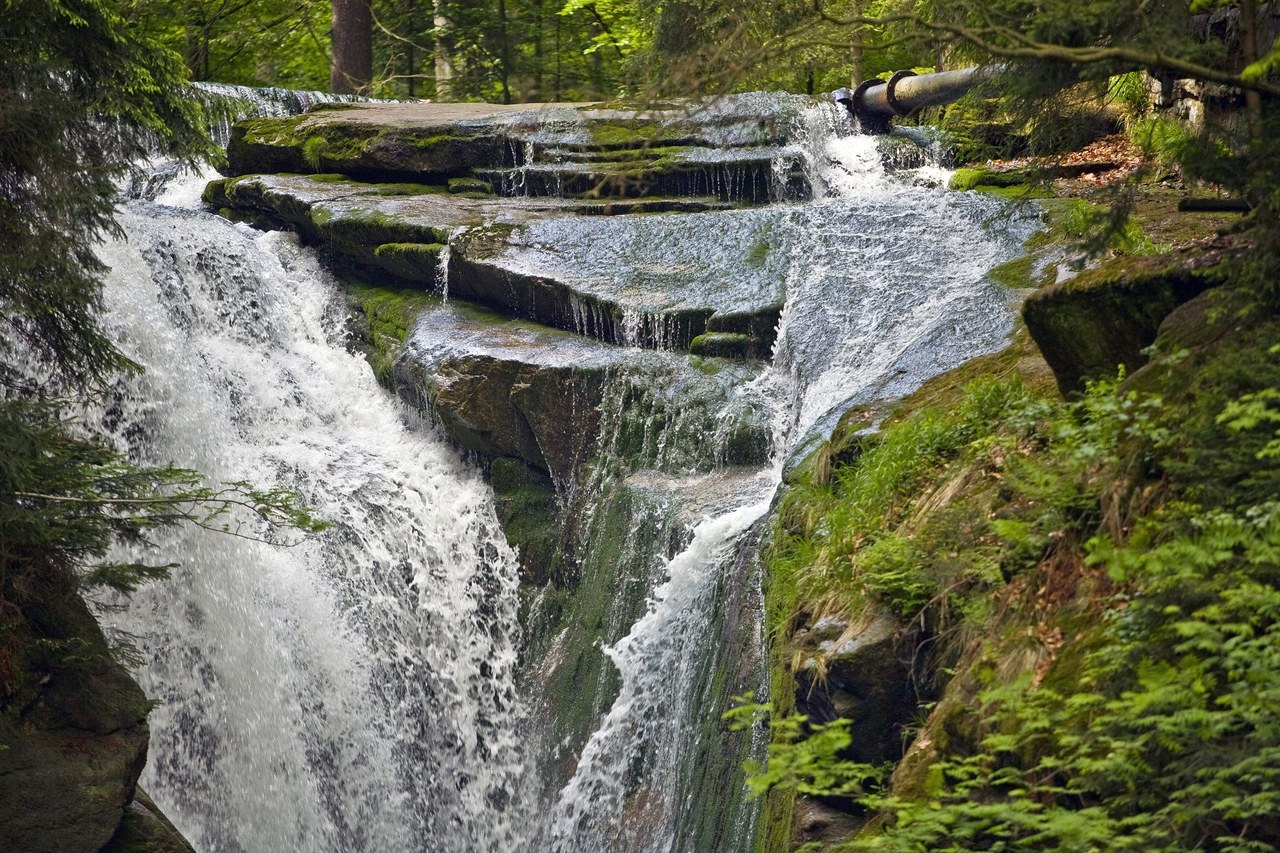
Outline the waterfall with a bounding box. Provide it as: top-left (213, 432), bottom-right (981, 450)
top-left (95, 95), bottom-right (1035, 852)
top-left (520, 102), bottom-right (1034, 853)
top-left (98, 174), bottom-right (530, 852)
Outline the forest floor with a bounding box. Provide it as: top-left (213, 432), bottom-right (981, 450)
top-left (979, 132), bottom-right (1245, 249)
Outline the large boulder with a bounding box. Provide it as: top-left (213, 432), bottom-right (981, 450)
top-left (791, 613), bottom-right (919, 767)
top-left (0, 584), bottom-right (152, 853)
top-left (1023, 238), bottom-right (1240, 394)
top-left (101, 788), bottom-right (197, 853)
top-left (388, 298), bottom-right (773, 483)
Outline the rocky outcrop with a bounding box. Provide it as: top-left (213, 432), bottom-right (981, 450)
top-left (223, 97), bottom-right (813, 204)
top-left (0, 584), bottom-right (152, 853)
top-left (101, 788), bottom-right (196, 853)
top-left (791, 614), bottom-right (919, 767)
top-left (209, 172), bottom-right (787, 354)
top-left (390, 298), bottom-right (773, 483)
top-left (1022, 237), bottom-right (1241, 394)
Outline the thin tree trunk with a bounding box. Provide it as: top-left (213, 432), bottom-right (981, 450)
top-left (434, 0), bottom-right (455, 101)
top-left (849, 0), bottom-right (865, 87)
top-left (331, 0), bottom-right (372, 94)
top-left (498, 0), bottom-right (512, 104)
top-left (1241, 0), bottom-right (1263, 138)
top-left (404, 0), bottom-right (417, 98)
top-left (531, 0), bottom-right (543, 101)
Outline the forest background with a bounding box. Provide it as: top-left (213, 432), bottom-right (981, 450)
top-left (136, 0), bottom-right (934, 101)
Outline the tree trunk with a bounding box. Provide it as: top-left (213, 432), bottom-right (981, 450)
top-left (849, 0), bottom-right (865, 87)
top-left (1241, 0), bottom-right (1263, 138)
top-left (530, 0), bottom-right (543, 101)
top-left (434, 0), bottom-right (455, 101)
top-left (497, 0), bottom-right (512, 104)
top-left (331, 0), bottom-right (372, 94)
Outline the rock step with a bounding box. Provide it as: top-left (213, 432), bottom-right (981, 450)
top-left (223, 96), bottom-right (815, 204)
top-left (473, 152), bottom-right (808, 203)
top-left (383, 295), bottom-right (774, 483)
top-left (206, 173), bottom-right (787, 356)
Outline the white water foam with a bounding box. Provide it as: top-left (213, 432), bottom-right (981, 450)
top-left (98, 173), bottom-right (530, 852)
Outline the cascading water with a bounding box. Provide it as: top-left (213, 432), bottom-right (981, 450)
top-left (94, 94), bottom-right (1034, 853)
top-left (524, 103), bottom-right (1035, 853)
top-left (98, 175), bottom-right (530, 851)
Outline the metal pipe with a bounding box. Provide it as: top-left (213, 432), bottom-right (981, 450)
top-left (831, 65), bottom-right (1000, 133)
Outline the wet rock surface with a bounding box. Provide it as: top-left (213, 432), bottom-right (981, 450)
top-left (388, 298), bottom-right (773, 483)
top-left (0, 590), bottom-right (154, 853)
top-left (210, 172), bottom-right (788, 353)
top-left (223, 96), bottom-right (813, 198)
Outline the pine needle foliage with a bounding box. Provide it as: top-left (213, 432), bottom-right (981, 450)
top-left (0, 0), bottom-right (325, 701)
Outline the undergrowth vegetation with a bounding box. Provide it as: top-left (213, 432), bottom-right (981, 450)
top-left (760, 282), bottom-right (1280, 850)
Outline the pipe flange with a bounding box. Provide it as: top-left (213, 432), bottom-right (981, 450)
top-left (851, 78), bottom-right (881, 106)
top-left (885, 69), bottom-right (917, 117)
top-left (850, 78), bottom-right (891, 133)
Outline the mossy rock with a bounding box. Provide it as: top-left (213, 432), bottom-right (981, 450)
top-left (690, 332), bottom-right (752, 359)
top-left (343, 282), bottom-right (439, 386)
top-left (488, 457), bottom-right (562, 586)
top-left (100, 788), bottom-right (196, 853)
top-left (0, 575), bottom-right (152, 853)
top-left (372, 242), bottom-right (444, 286)
top-left (949, 167), bottom-right (1055, 198)
top-left (1023, 238), bottom-right (1241, 395)
top-left (447, 176), bottom-right (494, 195)
top-left (225, 112), bottom-right (504, 182)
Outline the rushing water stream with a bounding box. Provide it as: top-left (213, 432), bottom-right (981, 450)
top-left (99, 94), bottom-right (1032, 852)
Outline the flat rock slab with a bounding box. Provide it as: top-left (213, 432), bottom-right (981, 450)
top-left (388, 298), bottom-right (773, 482)
top-left (224, 95), bottom-right (815, 203)
top-left (456, 205), bottom-right (788, 352)
top-left (210, 173), bottom-right (786, 354)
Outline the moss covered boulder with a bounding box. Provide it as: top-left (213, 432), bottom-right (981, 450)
top-left (0, 583), bottom-right (155, 853)
top-left (1022, 238), bottom-right (1241, 394)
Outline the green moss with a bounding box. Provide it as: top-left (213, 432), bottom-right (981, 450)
top-left (372, 242), bottom-right (444, 284)
top-left (746, 238), bottom-right (771, 268)
top-left (343, 283), bottom-right (438, 385)
top-left (238, 115), bottom-right (308, 148)
top-left (372, 182), bottom-right (448, 196)
top-left (447, 176), bottom-right (493, 195)
top-left (690, 332), bottom-right (752, 359)
top-left (585, 121), bottom-right (664, 149)
top-left (987, 255), bottom-right (1037, 289)
top-left (305, 173), bottom-right (352, 183)
top-left (201, 179), bottom-right (230, 207)
top-left (411, 133), bottom-right (463, 150)
top-left (310, 206), bottom-right (443, 249)
top-left (302, 135), bottom-right (327, 169)
top-left (949, 167), bottom-right (1054, 198)
top-left (489, 457), bottom-right (561, 586)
